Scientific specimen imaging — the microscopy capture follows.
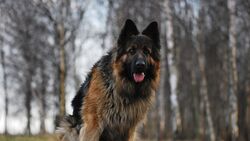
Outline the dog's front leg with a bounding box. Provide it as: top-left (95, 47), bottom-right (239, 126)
top-left (79, 123), bottom-right (102, 141)
top-left (79, 113), bottom-right (103, 141)
top-left (128, 126), bottom-right (137, 141)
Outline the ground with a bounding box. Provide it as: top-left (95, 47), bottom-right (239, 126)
top-left (0, 135), bottom-right (196, 141)
top-left (0, 134), bottom-right (57, 141)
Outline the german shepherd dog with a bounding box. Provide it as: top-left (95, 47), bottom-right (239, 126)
top-left (57, 19), bottom-right (161, 141)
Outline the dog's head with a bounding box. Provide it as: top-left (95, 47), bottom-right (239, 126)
top-left (114, 19), bottom-right (160, 84)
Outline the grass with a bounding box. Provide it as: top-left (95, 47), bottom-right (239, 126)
top-left (0, 134), bottom-right (57, 141)
top-left (0, 135), bottom-right (198, 141)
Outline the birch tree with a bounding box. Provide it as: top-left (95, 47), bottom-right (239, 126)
top-left (196, 5), bottom-right (216, 139)
top-left (157, 0), bottom-right (175, 140)
top-left (36, 0), bottom-right (90, 117)
top-left (0, 22), bottom-right (8, 135)
top-left (228, 0), bottom-right (239, 140)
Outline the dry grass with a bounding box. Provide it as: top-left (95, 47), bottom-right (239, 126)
top-left (0, 134), bottom-right (57, 141)
top-left (0, 135), bottom-right (198, 141)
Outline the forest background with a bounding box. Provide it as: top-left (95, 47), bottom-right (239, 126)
top-left (0, 0), bottom-right (250, 140)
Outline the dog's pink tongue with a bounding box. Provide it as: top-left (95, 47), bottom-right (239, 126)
top-left (133, 73), bottom-right (145, 83)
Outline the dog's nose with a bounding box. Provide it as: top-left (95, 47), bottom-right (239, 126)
top-left (136, 60), bottom-right (146, 68)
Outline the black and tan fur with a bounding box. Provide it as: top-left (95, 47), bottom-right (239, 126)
top-left (57, 19), bottom-right (161, 141)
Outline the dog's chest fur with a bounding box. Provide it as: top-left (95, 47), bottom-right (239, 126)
top-left (99, 88), bottom-right (153, 141)
top-left (102, 92), bottom-right (151, 128)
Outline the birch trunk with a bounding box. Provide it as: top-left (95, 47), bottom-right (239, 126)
top-left (197, 2), bottom-right (215, 140)
top-left (0, 8), bottom-right (8, 135)
top-left (160, 0), bottom-right (175, 139)
top-left (58, 22), bottom-right (66, 117)
top-left (25, 74), bottom-right (32, 135)
top-left (58, 0), bottom-right (69, 117)
top-left (1, 43), bottom-right (8, 135)
top-left (39, 63), bottom-right (47, 134)
top-left (170, 0), bottom-right (182, 135)
top-left (196, 41), bottom-right (216, 141)
top-left (158, 55), bottom-right (166, 141)
top-left (158, 24), bottom-right (172, 140)
top-left (228, 0), bottom-right (239, 140)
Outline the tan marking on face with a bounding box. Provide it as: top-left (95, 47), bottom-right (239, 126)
top-left (121, 54), bottom-right (128, 62)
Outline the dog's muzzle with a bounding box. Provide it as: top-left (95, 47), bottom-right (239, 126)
top-left (133, 59), bottom-right (146, 83)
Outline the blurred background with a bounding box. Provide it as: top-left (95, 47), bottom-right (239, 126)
top-left (0, 0), bottom-right (250, 141)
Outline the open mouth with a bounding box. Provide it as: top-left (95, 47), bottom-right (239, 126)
top-left (133, 72), bottom-right (145, 83)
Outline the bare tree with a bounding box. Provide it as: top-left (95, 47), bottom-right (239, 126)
top-left (157, 0), bottom-right (174, 140)
top-left (196, 40), bottom-right (216, 141)
top-left (0, 2), bottom-right (8, 135)
top-left (196, 4), bottom-right (216, 139)
top-left (36, 0), bottom-right (89, 117)
top-left (228, 0), bottom-right (239, 140)
top-left (0, 27), bottom-right (8, 135)
top-left (2, 0), bottom-right (58, 134)
top-left (237, 1), bottom-right (250, 136)
top-left (4, 0), bottom-right (36, 134)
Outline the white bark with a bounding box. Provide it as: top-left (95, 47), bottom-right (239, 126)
top-left (197, 51), bottom-right (216, 141)
top-left (228, 0), bottom-right (239, 139)
top-left (0, 10), bottom-right (9, 134)
top-left (164, 0), bottom-right (182, 132)
top-left (196, 2), bottom-right (216, 140)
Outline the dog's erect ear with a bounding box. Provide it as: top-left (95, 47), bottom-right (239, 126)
top-left (118, 19), bottom-right (139, 47)
top-left (142, 21), bottom-right (160, 48)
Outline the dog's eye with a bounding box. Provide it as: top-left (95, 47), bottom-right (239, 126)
top-left (143, 48), bottom-right (150, 55)
top-left (128, 48), bottom-right (136, 55)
